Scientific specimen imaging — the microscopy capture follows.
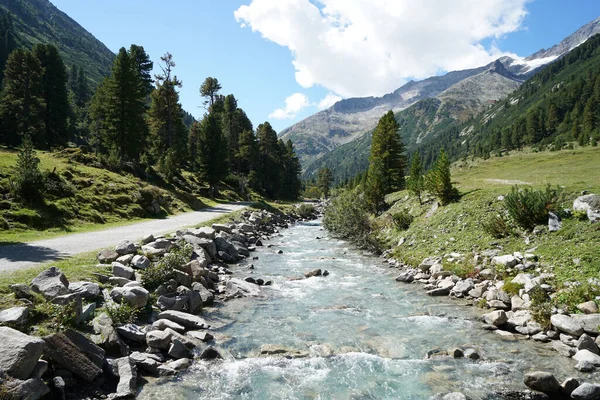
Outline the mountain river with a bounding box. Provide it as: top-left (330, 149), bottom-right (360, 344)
top-left (139, 220), bottom-right (596, 399)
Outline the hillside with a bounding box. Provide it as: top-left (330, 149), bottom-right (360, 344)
top-left (0, 0), bottom-right (114, 85)
top-left (297, 16), bottom-right (600, 178)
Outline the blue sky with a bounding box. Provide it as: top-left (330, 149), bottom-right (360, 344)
top-left (51, 0), bottom-right (600, 133)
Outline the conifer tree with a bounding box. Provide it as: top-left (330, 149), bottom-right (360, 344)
top-left (33, 44), bottom-right (70, 148)
top-left (256, 121), bottom-right (281, 198)
top-left (238, 129), bottom-right (258, 175)
top-left (200, 77), bottom-right (222, 108)
top-left (129, 44), bottom-right (154, 97)
top-left (0, 49), bottom-right (45, 147)
top-left (12, 134), bottom-right (43, 202)
top-left (148, 53), bottom-right (188, 178)
top-left (407, 151), bottom-right (424, 204)
top-left (0, 11), bottom-right (17, 88)
top-left (425, 148), bottom-right (456, 205)
top-left (317, 167), bottom-right (333, 199)
top-left (280, 139), bottom-right (302, 200)
top-left (195, 112), bottom-right (228, 195)
top-left (75, 66), bottom-right (90, 108)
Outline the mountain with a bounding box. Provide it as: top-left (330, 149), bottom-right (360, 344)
top-left (0, 0), bottom-right (115, 85)
top-left (299, 16), bottom-right (600, 181)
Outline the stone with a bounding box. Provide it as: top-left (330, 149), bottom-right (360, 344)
top-left (42, 332), bottom-right (103, 382)
top-left (131, 254), bottom-right (151, 269)
top-left (548, 212), bottom-right (562, 232)
top-left (156, 294), bottom-right (188, 312)
top-left (117, 324), bottom-right (147, 343)
top-left (577, 301), bottom-right (599, 314)
top-left (112, 262), bottom-right (135, 280)
top-left (142, 245), bottom-right (167, 258)
top-left (215, 236), bottom-right (238, 260)
top-left (157, 310), bottom-right (210, 329)
top-left (91, 313), bottom-right (129, 356)
top-left (483, 310), bottom-right (508, 327)
top-left (573, 194), bottom-right (600, 222)
top-left (451, 348), bottom-right (464, 358)
top-left (117, 254), bottom-right (135, 266)
top-left (577, 333), bottom-right (599, 354)
top-left (10, 284), bottom-right (34, 300)
top-left (111, 356), bottom-right (137, 398)
top-left (109, 276), bottom-right (133, 287)
top-left (115, 240), bottom-right (137, 255)
top-left (395, 271), bottom-right (415, 283)
top-left (478, 269), bottom-right (495, 280)
top-left (168, 339), bottom-right (193, 359)
top-left (492, 255), bottom-right (518, 268)
top-left (304, 269), bottom-right (322, 278)
top-left (0, 306), bottom-right (28, 325)
top-left (428, 287), bottom-right (451, 296)
top-left (187, 331), bottom-right (214, 342)
top-left (31, 266), bottom-right (69, 299)
top-left (570, 314), bottom-right (600, 335)
top-left (574, 360), bottom-right (595, 372)
top-left (570, 383), bottom-right (600, 400)
top-left (97, 248), bottom-right (119, 263)
top-left (532, 333), bottom-right (550, 342)
top-left (200, 346), bottom-right (223, 360)
top-left (192, 283), bottom-right (215, 306)
top-left (146, 330), bottom-right (172, 350)
top-left (0, 327), bottom-right (45, 379)
top-left (451, 279), bottom-right (474, 296)
top-left (511, 295), bottom-right (530, 311)
top-left (174, 269), bottom-right (192, 288)
top-left (162, 357), bottom-right (191, 371)
top-left (464, 348), bottom-right (480, 360)
top-left (130, 351), bottom-right (160, 376)
top-left (188, 289), bottom-right (202, 314)
top-left (523, 371), bottom-right (561, 393)
top-left (443, 394), bottom-right (467, 400)
top-left (63, 329), bottom-right (105, 368)
top-left (468, 286), bottom-right (486, 298)
top-left (141, 233), bottom-right (155, 245)
top-left (195, 227), bottom-right (216, 240)
top-left (552, 341), bottom-right (576, 357)
top-left (110, 286), bottom-right (149, 308)
top-left (573, 349), bottom-right (600, 366)
top-left (3, 378), bottom-right (49, 400)
top-left (507, 310), bottom-right (532, 328)
top-left (551, 314), bottom-right (584, 337)
top-left (29, 360), bottom-right (48, 379)
top-left (212, 223), bottom-right (232, 233)
top-left (560, 377), bottom-right (580, 396)
top-left (227, 278), bottom-right (261, 297)
top-left (488, 300), bottom-right (510, 310)
top-left (68, 281), bottom-right (100, 299)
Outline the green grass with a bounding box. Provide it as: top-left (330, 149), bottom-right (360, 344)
top-left (381, 146), bottom-right (600, 308)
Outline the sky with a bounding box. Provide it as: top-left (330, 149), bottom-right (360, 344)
top-left (51, 0), bottom-right (600, 133)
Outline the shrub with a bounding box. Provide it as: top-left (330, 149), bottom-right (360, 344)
top-left (502, 280), bottom-right (524, 296)
top-left (482, 214), bottom-right (513, 238)
top-left (554, 283), bottom-right (600, 313)
top-left (105, 301), bottom-right (141, 326)
top-left (573, 209), bottom-right (588, 221)
top-left (297, 203), bottom-right (316, 218)
top-left (142, 241), bottom-right (193, 291)
top-left (529, 285), bottom-right (552, 328)
top-left (449, 263), bottom-right (477, 279)
top-left (391, 209), bottom-right (414, 230)
top-left (504, 185), bottom-right (563, 231)
top-left (43, 170), bottom-right (76, 199)
top-left (10, 135), bottom-right (44, 203)
top-left (32, 299), bottom-right (79, 331)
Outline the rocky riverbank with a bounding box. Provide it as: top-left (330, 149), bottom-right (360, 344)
top-left (0, 204), bottom-right (320, 399)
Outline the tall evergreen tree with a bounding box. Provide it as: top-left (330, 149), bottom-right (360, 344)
top-left (129, 44), bottom-right (154, 97)
top-left (365, 110), bottom-right (407, 212)
top-left (317, 167), bottom-right (333, 199)
top-left (195, 113), bottom-right (228, 195)
top-left (406, 151), bottom-right (424, 204)
top-left (11, 134), bottom-right (44, 202)
top-left (280, 139), bottom-right (302, 200)
top-left (238, 129), bottom-right (258, 175)
top-left (0, 49), bottom-right (45, 147)
top-left (425, 148), bottom-right (456, 205)
top-left (33, 44), bottom-right (70, 148)
top-left (200, 77), bottom-right (222, 108)
top-left (148, 53), bottom-right (188, 178)
top-left (74, 66), bottom-right (90, 108)
top-left (0, 11), bottom-right (17, 88)
top-left (256, 121), bottom-right (281, 198)
top-left (221, 94), bottom-right (252, 172)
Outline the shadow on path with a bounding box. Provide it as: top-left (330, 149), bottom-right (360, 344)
top-left (0, 242), bottom-right (67, 264)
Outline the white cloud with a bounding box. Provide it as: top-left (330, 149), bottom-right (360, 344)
top-left (269, 93), bottom-right (311, 119)
top-left (318, 92), bottom-right (342, 109)
top-left (235, 0), bottom-right (529, 98)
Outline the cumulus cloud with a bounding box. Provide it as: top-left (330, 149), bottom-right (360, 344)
top-left (235, 0), bottom-right (529, 98)
top-left (318, 92), bottom-right (342, 109)
top-left (269, 93), bottom-right (311, 119)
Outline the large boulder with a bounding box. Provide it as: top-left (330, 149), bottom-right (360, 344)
top-left (194, 227), bottom-right (216, 240)
top-left (91, 313), bottom-right (129, 355)
top-left (97, 249), bottom-right (119, 264)
top-left (110, 356), bottom-right (137, 398)
top-left (146, 330), bottom-right (172, 350)
top-left (2, 378), bottom-right (49, 400)
top-left (194, 238), bottom-right (217, 259)
top-left (42, 332), bottom-right (103, 382)
top-left (483, 310), bottom-right (508, 327)
top-left (112, 262), bottom-right (135, 280)
top-left (0, 306), bottom-right (28, 325)
top-left (551, 314), bottom-right (584, 337)
top-left (573, 349), bottom-right (600, 366)
top-left (63, 329), bottom-right (105, 368)
top-left (573, 194), bottom-right (600, 222)
top-left (129, 351), bottom-right (160, 376)
top-left (131, 255), bottom-right (150, 270)
top-left (0, 327), bottom-right (45, 379)
top-left (571, 383), bottom-right (600, 400)
top-left (68, 281), bottom-right (100, 299)
top-left (110, 286), bottom-right (149, 308)
top-left (451, 279), bottom-right (474, 296)
top-left (570, 314), bottom-right (600, 335)
top-left (523, 371), bottom-right (561, 393)
top-left (115, 240), bottom-right (137, 255)
top-left (214, 237), bottom-right (239, 261)
top-left (226, 278), bottom-right (261, 297)
top-left (192, 283), bottom-right (214, 306)
top-left (116, 324), bottom-right (147, 343)
top-left (157, 310), bottom-right (210, 330)
top-left (31, 266), bottom-right (69, 299)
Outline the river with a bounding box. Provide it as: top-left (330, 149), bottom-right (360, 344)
top-left (139, 220), bottom-right (593, 399)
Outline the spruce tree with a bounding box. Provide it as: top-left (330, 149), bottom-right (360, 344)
top-left (0, 49), bottom-right (45, 147)
top-left (33, 44), bottom-right (70, 148)
top-left (75, 66), bottom-right (90, 108)
top-left (200, 77), bottom-right (222, 108)
top-left (0, 11), bottom-right (17, 88)
top-left (317, 167), bottom-right (333, 199)
top-left (425, 148), bottom-right (456, 205)
top-left (256, 122), bottom-right (282, 198)
top-left (129, 44), bottom-right (154, 97)
top-left (195, 112), bottom-right (228, 195)
top-left (12, 134), bottom-right (44, 202)
top-left (148, 53), bottom-right (188, 178)
top-left (238, 129), bottom-right (258, 175)
top-left (406, 151), bottom-right (424, 204)
top-left (280, 139), bottom-right (302, 200)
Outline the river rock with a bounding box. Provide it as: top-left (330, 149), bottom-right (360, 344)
top-left (577, 301), bottom-right (599, 314)
top-left (483, 310), bottom-right (508, 327)
top-left (131, 254), bottom-right (150, 269)
top-left (428, 287), bottom-right (451, 296)
top-left (492, 255), bottom-right (518, 268)
top-left (187, 330), bottom-right (214, 342)
top-left (259, 344), bottom-right (308, 358)
top-left (570, 383), bottom-right (600, 399)
top-left (464, 348), bottom-right (480, 360)
top-left (507, 310), bottom-right (531, 328)
top-left (152, 319), bottom-right (185, 332)
top-left (161, 357), bottom-right (191, 372)
top-left (442, 394), bottom-right (467, 400)
top-left (0, 327), bottom-right (45, 379)
top-left (129, 351), bottom-right (160, 376)
top-left (560, 377), bottom-right (580, 396)
top-left (42, 332), bottom-right (103, 382)
top-left (110, 356), bottom-right (137, 398)
top-left (451, 279), bottom-right (474, 296)
top-left (63, 329), bottom-right (105, 368)
top-left (3, 378), bottom-right (49, 400)
top-left (112, 262), bottom-right (135, 280)
top-left (574, 360), bottom-right (595, 372)
top-left (573, 194), bottom-right (600, 222)
top-left (146, 330), bottom-right (172, 350)
top-left (215, 236), bottom-right (238, 260)
top-left (91, 313), bottom-right (129, 355)
top-left (573, 349), bottom-right (600, 366)
top-left (532, 333), bottom-right (550, 342)
top-left (523, 371), bottom-right (561, 393)
top-left (157, 310), bottom-right (210, 329)
top-left (192, 282), bottom-right (214, 306)
top-left (305, 269), bottom-right (322, 278)
top-left (110, 286), bottom-right (149, 308)
top-left (577, 333), bottom-right (599, 354)
top-left (115, 240), bottom-right (137, 255)
top-left (195, 227), bottom-right (216, 240)
top-left (168, 339), bottom-right (193, 359)
top-left (31, 266), bottom-right (69, 299)
top-left (552, 341), bottom-right (576, 357)
top-left (98, 249), bottom-right (119, 263)
top-left (551, 314), bottom-right (584, 337)
top-left (570, 314), bottom-right (600, 335)
top-left (116, 324), bottom-right (147, 343)
top-left (511, 295), bottom-right (530, 311)
top-left (396, 271), bottom-right (415, 283)
top-left (0, 306), bottom-right (28, 325)
top-left (227, 278), bottom-right (261, 297)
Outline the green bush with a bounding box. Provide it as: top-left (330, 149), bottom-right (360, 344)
top-left (529, 285), bottom-right (552, 328)
top-left (502, 280), bottom-right (524, 296)
top-left (142, 241), bottom-right (193, 291)
top-left (573, 209), bottom-right (588, 221)
top-left (105, 301), bottom-right (141, 326)
top-left (504, 185), bottom-right (563, 231)
top-left (482, 214), bottom-right (513, 238)
top-left (554, 283), bottom-right (600, 313)
top-left (10, 135), bottom-right (44, 203)
top-left (43, 170), bottom-right (76, 199)
top-left (297, 203), bottom-right (316, 218)
top-left (391, 209), bottom-right (414, 230)
top-left (32, 299), bottom-right (79, 331)
top-left (449, 263), bottom-right (477, 279)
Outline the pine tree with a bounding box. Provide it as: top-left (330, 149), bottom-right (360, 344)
top-left (148, 53), bottom-right (188, 178)
top-left (406, 151), bottom-right (424, 204)
top-left (317, 167), bottom-right (333, 199)
top-left (195, 112), bottom-right (228, 195)
top-left (74, 66), bottom-right (90, 108)
top-left (11, 134), bottom-right (44, 202)
top-left (425, 148), bottom-right (456, 205)
top-left (200, 77), bottom-right (222, 108)
top-left (129, 44), bottom-right (154, 97)
top-left (33, 44), bottom-right (70, 148)
top-left (365, 111), bottom-right (407, 212)
top-left (256, 121), bottom-right (281, 198)
top-left (238, 129), bottom-right (258, 175)
top-left (280, 139), bottom-right (302, 200)
top-left (0, 11), bottom-right (17, 88)
top-left (221, 95), bottom-right (253, 172)
top-left (0, 49), bottom-right (45, 147)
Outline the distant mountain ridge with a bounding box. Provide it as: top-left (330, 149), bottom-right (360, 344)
top-left (293, 15), bottom-right (600, 180)
top-left (0, 0), bottom-right (115, 85)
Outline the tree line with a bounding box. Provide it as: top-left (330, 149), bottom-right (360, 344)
top-left (0, 12), bottom-right (302, 200)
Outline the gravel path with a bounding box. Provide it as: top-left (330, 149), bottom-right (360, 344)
top-left (0, 203), bottom-right (248, 273)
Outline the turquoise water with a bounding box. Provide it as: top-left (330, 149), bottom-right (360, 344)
top-left (139, 221), bottom-right (594, 399)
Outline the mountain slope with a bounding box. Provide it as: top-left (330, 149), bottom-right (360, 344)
top-left (0, 0), bottom-right (114, 85)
